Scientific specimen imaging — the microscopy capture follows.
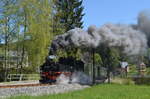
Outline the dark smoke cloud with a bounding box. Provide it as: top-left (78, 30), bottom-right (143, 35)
top-left (138, 10), bottom-right (150, 46)
top-left (51, 23), bottom-right (147, 56)
top-left (138, 10), bottom-right (150, 34)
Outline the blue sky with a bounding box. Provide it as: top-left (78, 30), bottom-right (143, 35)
top-left (83, 0), bottom-right (150, 29)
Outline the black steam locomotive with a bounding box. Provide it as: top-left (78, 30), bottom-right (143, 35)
top-left (39, 56), bottom-right (84, 83)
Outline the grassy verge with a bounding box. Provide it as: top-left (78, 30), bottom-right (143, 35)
top-left (8, 84), bottom-right (150, 99)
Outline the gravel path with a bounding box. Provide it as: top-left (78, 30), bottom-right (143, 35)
top-left (0, 80), bottom-right (39, 86)
top-left (0, 84), bottom-right (89, 98)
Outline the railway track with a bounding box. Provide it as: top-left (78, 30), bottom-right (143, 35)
top-left (0, 83), bottom-right (51, 88)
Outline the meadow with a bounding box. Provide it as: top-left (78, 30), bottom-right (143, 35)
top-left (8, 84), bottom-right (150, 99)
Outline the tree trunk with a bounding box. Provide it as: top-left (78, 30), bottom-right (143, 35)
top-left (4, 41), bottom-right (8, 82)
top-left (107, 65), bottom-right (111, 83)
top-left (19, 8), bottom-right (27, 74)
top-left (4, 17), bottom-right (9, 82)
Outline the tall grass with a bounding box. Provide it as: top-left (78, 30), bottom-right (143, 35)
top-left (8, 84), bottom-right (150, 99)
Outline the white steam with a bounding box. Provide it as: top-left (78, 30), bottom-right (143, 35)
top-left (56, 74), bottom-right (70, 84)
top-left (56, 72), bottom-right (92, 85)
top-left (71, 71), bottom-right (92, 85)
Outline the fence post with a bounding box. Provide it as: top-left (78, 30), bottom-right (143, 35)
top-left (10, 74), bottom-right (11, 81)
top-left (19, 74), bottom-right (23, 81)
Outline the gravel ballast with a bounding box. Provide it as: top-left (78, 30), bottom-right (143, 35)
top-left (0, 84), bottom-right (89, 98)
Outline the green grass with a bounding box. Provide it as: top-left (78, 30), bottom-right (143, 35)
top-left (8, 84), bottom-right (150, 99)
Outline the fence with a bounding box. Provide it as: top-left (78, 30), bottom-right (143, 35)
top-left (7, 74), bottom-right (40, 81)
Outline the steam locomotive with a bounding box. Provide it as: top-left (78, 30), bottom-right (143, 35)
top-left (39, 55), bottom-right (84, 83)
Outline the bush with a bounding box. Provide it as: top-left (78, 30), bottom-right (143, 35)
top-left (112, 78), bottom-right (135, 85)
top-left (128, 65), bottom-right (138, 76)
top-left (133, 77), bottom-right (150, 85)
top-left (146, 67), bottom-right (150, 75)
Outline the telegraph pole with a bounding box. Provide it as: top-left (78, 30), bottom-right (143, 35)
top-left (92, 48), bottom-right (95, 84)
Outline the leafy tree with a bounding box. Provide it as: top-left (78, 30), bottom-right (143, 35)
top-left (98, 45), bottom-right (120, 83)
top-left (0, 0), bottom-right (19, 81)
top-left (0, 0), bottom-right (55, 81)
top-left (20, 0), bottom-right (53, 70)
top-left (142, 48), bottom-right (150, 67)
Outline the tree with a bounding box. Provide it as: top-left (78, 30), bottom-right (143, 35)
top-left (0, 0), bottom-right (19, 81)
top-left (54, 0), bottom-right (84, 32)
top-left (19, 0), bottom-right (53, 70)
top-left (98, 45), bottom-right (120, 83)
top-left (51, 1), bottom-right (65, 35)
top-left (50, 0), bottom-right (85, 66)
top-left (0, 0), bottom-right (54, 81)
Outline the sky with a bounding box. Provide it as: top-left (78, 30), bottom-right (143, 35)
top-left (83, 0), bottom-right (150, 29)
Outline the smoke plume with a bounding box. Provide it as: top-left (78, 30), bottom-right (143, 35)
top-left (51, 23), bottom-right (147, 56)
top-left (138, 10), bottom-right (150, 46)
